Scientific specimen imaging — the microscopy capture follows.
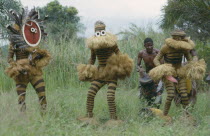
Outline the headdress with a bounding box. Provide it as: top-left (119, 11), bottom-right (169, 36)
top-left (6, 8), bottom-right (47, 47)
top-left (171, 30), bottom-right (186, 37)
top-left (94, 20), bottom-right (106, 31)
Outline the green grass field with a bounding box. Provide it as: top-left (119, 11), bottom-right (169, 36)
top-left (0, 29), bottom-right (210, 136)
top-left (0, 86), bottom-right (209, 136)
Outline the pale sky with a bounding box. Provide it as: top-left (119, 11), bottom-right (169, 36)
top-left (20, 0), bottom-right (168, 37)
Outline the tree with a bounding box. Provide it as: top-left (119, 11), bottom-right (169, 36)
top-left (0, 0), bottom-right (22, 38)
top-left (38, 0), bottom-right (82, 41)
top-left (160, 0), bottom-right (210, 42)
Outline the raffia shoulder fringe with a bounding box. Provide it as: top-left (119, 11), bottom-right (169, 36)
top-left (86, 32), bottom-right (117, 49)
top-left (77, 53), bottom-right (134, 81)
top-left (101, 53), bottom-right (134, 80)
top-left (77, 64), bottom-right (98, 81)
top-left (177, 59), bottom-right (206, 80)
top-left (5, 59), bottom-right (30, 79)
top-left (149, 64), bottom-right (176, 81)
top-left (32, 49), bottom-right (51, 68)
top-left (165, 38), bottom-right (195, 50)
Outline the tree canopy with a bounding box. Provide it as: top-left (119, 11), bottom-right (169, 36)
top-left (38, 0), bottom-right (82, 41)
top-left (160, 0), bottom-right (210, 42)
top-left (0, 0), bottom-right (22, 38)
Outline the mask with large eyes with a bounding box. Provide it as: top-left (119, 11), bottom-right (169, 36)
top-left (95, 30), bottom-right (106, 37)
top-left (22, 20), bottom-right (42, 47)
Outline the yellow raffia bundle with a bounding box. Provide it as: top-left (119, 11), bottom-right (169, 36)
top-left (165, 38), bottom-right (195, 50)
top-left (32, 49), bottom-right (51, 68)
top-left (86, 32), bottom-right (117, 49)
top-left (101, 53), bottom-right (134, 80)
top-left (149, 64), bottom-right (176, 81)
top-left (176, 66), bottom-right (186, 78)
top-left (77, 64), bottom-right (98, 81)
top-left (184, 59), bottom-right (206, 80)
top-left (5, 59), bottom-right (30, 79)
top-left (141, 108), bottom-right (172, 122)
top-left (25, 47), bottom-right (51, 68)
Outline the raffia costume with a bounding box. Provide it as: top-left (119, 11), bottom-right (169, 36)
top-left (5, 9), bottom-right (51, 112)
top-left (149, 31), bottom-right (206, 116)
top-left (77, 21), bottom-right (133, 122)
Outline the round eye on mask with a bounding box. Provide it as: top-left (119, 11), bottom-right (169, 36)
top-left (100, 30), bottom-right (106, 36)
top-left (95, 31), bottom-right (101, 37)
top-left (31, 27), bottom-right (37, 33)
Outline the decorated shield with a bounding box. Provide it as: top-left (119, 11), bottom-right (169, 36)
top-left (22, 20), bottom-right (41, 47)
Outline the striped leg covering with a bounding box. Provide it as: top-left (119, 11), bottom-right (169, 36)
top-left (178, 78), bottom-right (189, 108)
top-left (107, 80), bottom-right (117, 119)
top-left (31, 75), bottom-right (47, 111)
top-left (163, 81), bottom-right (175, 116)
top-left (15, 80), bottom-right (29, 112)
top-left (86, 80), bottom-right (105, 117)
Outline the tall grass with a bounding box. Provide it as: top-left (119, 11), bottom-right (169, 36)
top-left (1, 25), bottom-right (209, 92)
top-left (0, 26), bottom-right (169, 91)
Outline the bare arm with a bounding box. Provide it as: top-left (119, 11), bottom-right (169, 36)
top-left (88, 49), bottom-right (96, 65)
top-left (137, 51), bottom-right (143, 71)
